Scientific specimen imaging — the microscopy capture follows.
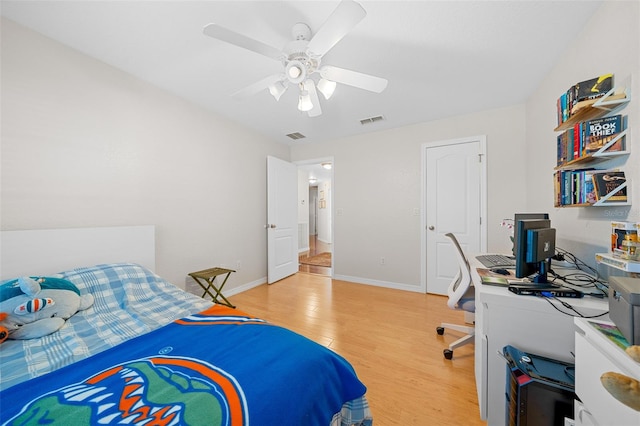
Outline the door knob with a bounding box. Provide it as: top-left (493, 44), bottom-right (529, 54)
top-left (428, 226), bottom-right (435, 230)
top-left (267, 224), bottom-right (276, 229)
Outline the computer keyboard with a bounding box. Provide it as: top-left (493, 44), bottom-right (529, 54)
top-left (476, 254), bottom-right (516, 268)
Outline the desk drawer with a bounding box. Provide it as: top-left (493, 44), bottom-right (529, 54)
top-left (575, 331), bottom-right (640, 425)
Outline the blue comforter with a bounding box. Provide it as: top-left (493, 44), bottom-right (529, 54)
top-left (0, 305), bottom-right (367, 425)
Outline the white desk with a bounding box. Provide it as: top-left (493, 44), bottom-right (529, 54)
top-left (574, 318), bottom-right (640, 425)
top-left (471, 257), bottom-right (609, 425)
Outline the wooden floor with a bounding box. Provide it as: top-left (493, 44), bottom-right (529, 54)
top-left (298, 235), bottom-right (332, 275)
top-left (228, 273), bottom-right (485, 425)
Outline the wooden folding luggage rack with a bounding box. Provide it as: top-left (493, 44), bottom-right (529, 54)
top-left (188, 267), bottom-right (236, 308)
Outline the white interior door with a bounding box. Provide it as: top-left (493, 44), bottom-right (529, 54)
top-left (267, 156), bottom-right (299, 284)
top-left (423, 137), bottom-right (486, 294)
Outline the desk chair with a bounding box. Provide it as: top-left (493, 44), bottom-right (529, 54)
top-left (436, 232), bottom-right (475, 360)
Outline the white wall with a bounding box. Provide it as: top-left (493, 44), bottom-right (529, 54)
top-left (525, 0), bottom-right (640, 270)
top-left (0, 19), bottom-right (290, 289)
top-left (317, 180), bottom-right (332, 244)
top-left (297, 169), bottom-right (310, 252)
top-left (291, 104), bottom-right (527, 290)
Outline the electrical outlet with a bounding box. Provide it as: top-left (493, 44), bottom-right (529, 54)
top-left (236, 260), bottom-right (241, 270)
top-left (380, 257), bottom-right (385, 265)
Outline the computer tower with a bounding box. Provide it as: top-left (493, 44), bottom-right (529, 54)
top-left (504, 345), bottom-right (576, 426)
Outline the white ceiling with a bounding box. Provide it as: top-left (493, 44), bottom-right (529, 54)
top-left (299, 162), bottom-right (332, 185)
top-left (1, 0), bottom-right (603, 145)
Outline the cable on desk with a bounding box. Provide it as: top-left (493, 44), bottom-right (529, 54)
top-left (555, 247), bottom-right (599, 277)
top-left (538, 292), bottom-right (609, 319)
top-left (551, 247), bottom-right (609, 297)
top-left (554, 247), bottom-right (601, 279)
top-left (548, 270), bottom-right (608, 298)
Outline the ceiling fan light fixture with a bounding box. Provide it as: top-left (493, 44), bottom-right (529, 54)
top-left (286, 61), bottom-right (307, 84)
top-left (298, 90), bottom-right (314, 112)
top-left (203, 0), bottom-right (383, 118)
top-left (269, 81), bottom-right (288, 101)
top-left (317, 78), bottom-right (337, 100)
top-left (288, 66), bottom-right (301, 79)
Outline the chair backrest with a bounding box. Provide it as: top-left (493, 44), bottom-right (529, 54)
top-left (444, 233), bottom-right (473, 310)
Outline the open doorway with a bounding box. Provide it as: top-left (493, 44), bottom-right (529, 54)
top-left (296, 159), bottom-right (333, 276)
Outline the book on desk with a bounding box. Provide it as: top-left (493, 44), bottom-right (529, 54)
top-left (477, 268), bottom-right (519, 287)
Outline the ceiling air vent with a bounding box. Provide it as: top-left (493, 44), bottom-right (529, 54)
top-left (286, 132), bottom-right (306, 140)
top-left (360, 115), bottom-right (385, 125)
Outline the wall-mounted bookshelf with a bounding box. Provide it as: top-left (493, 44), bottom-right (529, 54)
top-left (595, 252), bottom-right (640, 273)
top-left (554, 75), bottom-right (631, 208)
top-left (554, 91), bottom-right (630, 132)
top-left (554, 129), bottom-right (629, 171)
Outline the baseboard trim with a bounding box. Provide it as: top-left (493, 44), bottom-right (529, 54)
top-left (224, 277), bottom-right (266, 297)
top-left (221, 274), bottom-right (423, 297)
top-left (332, 274), bottom-right (424, 293)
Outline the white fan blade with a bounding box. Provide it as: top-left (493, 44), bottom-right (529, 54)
top-left (306, 0), bottom-right (366, 57)
top-left (304, 80), bottom-right (323, 117)
top-left (203, 23), bottom-right (283, 61)
top-left (232, 74), bottom-right (284, 100)
top-left (320, 65), bottom-right (388, 93)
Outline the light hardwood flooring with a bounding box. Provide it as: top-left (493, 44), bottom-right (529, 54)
top-left (228, 273), bottom-right (485, 425)
top-left (298, 235), bottom-right (332, 275)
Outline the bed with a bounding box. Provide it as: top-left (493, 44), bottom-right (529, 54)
top-left (0, 226), bottom-right (372, 425)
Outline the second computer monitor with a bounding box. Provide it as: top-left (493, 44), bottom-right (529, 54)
top-left (514, 218), bottom-right (551, 280)
top-left (512, 213), bottom-right (550, 255)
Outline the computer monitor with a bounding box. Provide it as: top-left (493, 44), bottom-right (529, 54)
top-left (514, 218), bottom-right (553, 283)
top-left (512, 213), bottom-right (550, 256)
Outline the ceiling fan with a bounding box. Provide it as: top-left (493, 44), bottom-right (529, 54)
top-left (203, 0), bottom-right (388, 117)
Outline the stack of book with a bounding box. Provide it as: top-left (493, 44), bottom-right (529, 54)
top-left (556, 114), bottom-right (627, 166)
top-left (557, 74), bottom-right (613, 126)
top-left (554, 170), bottom-right (596, 206)
top-left (554, 169), bottom-right (627, 207)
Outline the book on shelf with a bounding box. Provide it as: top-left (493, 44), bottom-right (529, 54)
top-left (556, 73), bottom-right (614, 125)
top-left (583, 170), bottom-right (596, 204)
top-left (573, 121), bottom-right (582, 159)
top-left (554, 169), bottom-right (597, 206)
top-left (557, 131), bottom-right (568, 165)
top-left (592, 170), bottom-right (627, 202)
top-left (570, 74), bottom-right (615, 116)
top-left (556, 122), bottom-right (585, 164)
top-left (556, 124), bottom-right (582, 165)
top-left (558, 92), bottom-right (569, 125)
top-left (574, 74), bottom-right (613, 104)
top-left (584, 114), bottom-right (627, 154)
top-left (555, 114), bottom-right (627, 166)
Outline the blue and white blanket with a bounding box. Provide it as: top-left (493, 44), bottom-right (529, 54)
top-left (1, 263), bottom-right (213, 389)
top-left (0, 263), bottom-right (371, 425)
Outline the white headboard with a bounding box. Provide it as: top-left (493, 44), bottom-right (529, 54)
top-left (0, 225), bottom-right (155, 280)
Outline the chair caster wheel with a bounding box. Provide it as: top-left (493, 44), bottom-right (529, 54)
top-left (436, 326), bottom-right (445, 335)
top-left (444, 349), bottom-right (453, 360)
